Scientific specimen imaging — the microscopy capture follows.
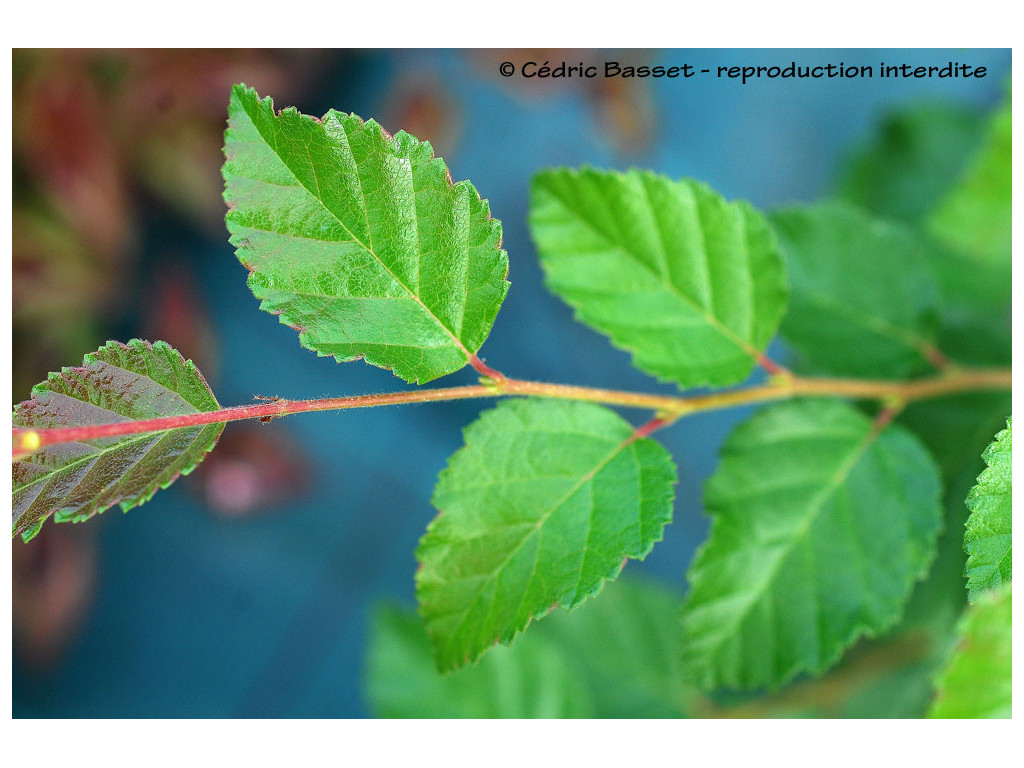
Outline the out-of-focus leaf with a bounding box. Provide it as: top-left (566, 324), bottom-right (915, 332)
top-left (223, 84), bottom-right (510, 384)
top-left (964, 419), bottom-right (1012, 602)
top-left (927, 248), bottom-right (1010, 369)
top-left (367, 604), bottom-right (595, 718)
top-left (919, 100), bottom-right (1012, 372)
top-left (367, 576), bottom-right (698, 718)
top-left (12, 207), bottom-right (114, 322)
top-left (838, 103), bottom-right (985, 223)
top-left (896, 302), bottom-right (1010, 626)
top-left (12, 340), bottom-right (223, 541)
top-left (928, 584), bottom-right (1011, 718)
top-left (680, 399), bottom-right (942, 690)
top-left (928, 99), bottom-right (1011, 268)
top-left (771, 202), bottom-right (942, 378)
top-left (13, 64), bottom-right (132, 261)
top-left (416, 398), bottom-right (676, 672)
top-left (529, 167), bottom-right (787, 388)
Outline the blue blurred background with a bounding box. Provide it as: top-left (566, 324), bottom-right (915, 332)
top-left (11, 48), bottom-right (1010, 717)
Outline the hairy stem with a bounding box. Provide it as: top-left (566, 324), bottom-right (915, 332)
top-left (12, 367), bottom-right (1011, 458)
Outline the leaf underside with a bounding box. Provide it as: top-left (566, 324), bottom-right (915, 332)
top-left (964, 418), bottom-right (1012, 602)
top-left (12, 340), bottom-right (223, 541)
top-left (680, 399), bottom-right (942, 691)
top-left (529, 167), bottom-right (787, 389)
top-left (222, 84), bottom-right (510, 384)
top-left (929, 584), bottom-right (1011, 718)
top-left (771, 202), bottom-right (942, 378)
top-left (416, 398), bottom-right (677, 672)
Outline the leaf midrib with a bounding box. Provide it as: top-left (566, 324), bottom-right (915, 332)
top-left (795, 284), bottom-right (936, 362)
top-left (236, 99), bottom-right (472, 363)
top-left (692, 423), bottom-right (881, 674)
top-left (435, 430), bottom-right (638, 659)
top-left (15, 356), bottom-right (218, 497)
top-left (14, 424), bottom-right (215, 498)
top-left (538, 174), bottom-right (764, 364)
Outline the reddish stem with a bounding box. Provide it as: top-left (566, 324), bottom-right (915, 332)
top-left (922, 344), bottom-right (951, 370)
top-left (12, 367), bottom-right (1011, 459)
top-left (872, 404), bottom-right (902, 431)
top-left (14, 386), bottom-right (494, 454)
top-left (756, 352), bottom-right (789, 377)
top-left (632, 416), bottom-right (672, 440)
top-left (468, 354), bottom-right (506, 382)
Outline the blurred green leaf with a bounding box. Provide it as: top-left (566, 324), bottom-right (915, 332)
top-left (921, 99), bottom-right (1012, 370)
top-left (680, 399), bottom-right (942, 690)
top-left (964, 418), bottom-right (1012, 602)
top-left (771, 202), bottom-right (941, 378)
top-left (838, 103), bottom-right (985, 223)
top-left (367, 604), bottom-right (595, 718)
top-left (928, 584), bottom-right (1011, 718)
top-left (928, 98), bottom-right (1011, 268)
top-left (529, 167), bottom-right (787, 388)
top-left (416, 398), bottom-right (676, 672)
top-left (367, 577), bottom-right (698, 718)
top-left (12, 339), bottom-right (223, 542)
top-left (223, 84), bottom-right (510, 384)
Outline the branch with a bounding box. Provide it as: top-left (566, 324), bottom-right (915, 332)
top-left (12, 367), bottom-right (1011, 458)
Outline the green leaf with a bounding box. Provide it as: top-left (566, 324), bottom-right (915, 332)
top-left (222, 84), bottom-right (510, 384)
top-left (367, 576), bottom-right (699, 718)
top-left (529, 168), bottom-right (787, 388)
top-left (964, 418), bottom-right (1011, 602)
top-left (416, 398), bottom-right (677, 672)
top-left (837, 102), bottom-right (985, 224)
top-left (897, 393), bottom-right (1009, 632)
top-left (680, 399), bottom-right (942, 690)
top-left (771, 202), bottom-right (942, 378)
top-left (367, 603), bottom-right (595, 718)
top-left (927, 249), bottom-right (1010, 368)
top-left (536, 574), bottom-right (699, 717)
top-left (12, 340), bottom-right (223, 542)
top-left (929, 584), bottom-right (1011, 718)
top-left (921, 99), bottom-right (1011, 371)
top-left (927, 98), bottom-right (1011, 268)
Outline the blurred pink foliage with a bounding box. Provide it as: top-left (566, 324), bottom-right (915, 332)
top-left (12, 49), bottom-right (325, 395)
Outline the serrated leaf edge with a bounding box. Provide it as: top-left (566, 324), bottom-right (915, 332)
top-left (964, 416), bottom-right (1012, 601)
top-left (417, 398), bottom-right (676, 672)
top-left (223, 83), bottom-right (510, 385)
top-left (680, 404), bottom-right (942, 691)
top-left (530, 165), bottom-right (788, 390)
top-left (13, 339), bottom-right (224, 541)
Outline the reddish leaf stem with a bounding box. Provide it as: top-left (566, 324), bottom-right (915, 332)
top-left (632, 416), bottom-right (674, 440)
top-left (468, 354), bottom-right (506, 382)
top-left (12, 367), bottom-right (1011, 458)
top-left (756, 352), bottom-right (789, 377)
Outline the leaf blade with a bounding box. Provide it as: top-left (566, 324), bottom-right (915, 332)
top-left (529, 168), bottom-right (787, 388)
top-left (222, 84), bottom-right (510, 384)
top-left (680, 399), bottom-right (942, 690)
top-left (367, 576), bottom-right (697, 718)
top-left (964, 418), bottom-right (1012, 602)
top-left (927, 97), bottom-right (1011, 267)
top-left (928, 584), bottom-right (1011, 718)
top-left (12, 340), bottom-right (223, 541)
top-left (837, 102), bottom-right (986, 224)
top-left (416, 398), bottom-right (677, 671)
top-left (771, 202), bottom-right (942, 378)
